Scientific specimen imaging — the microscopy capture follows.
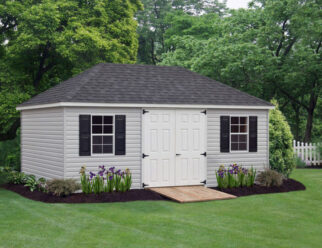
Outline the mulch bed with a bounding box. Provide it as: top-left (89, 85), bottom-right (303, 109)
top-left (212, 178), bottom-right (306, 197)
top-left (3, 178), bottom-right (306, 203)
top-left (2, 184), bottom-right (167, 203)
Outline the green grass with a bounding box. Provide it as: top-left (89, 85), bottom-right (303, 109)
top-left (0, 169), bottom-right (321, 248)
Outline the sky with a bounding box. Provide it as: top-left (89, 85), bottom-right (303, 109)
top-left (226, 0), bottom-right (250, 9)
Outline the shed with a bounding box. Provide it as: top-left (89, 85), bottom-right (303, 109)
top-left (17, 63), bottom-right (274, 188)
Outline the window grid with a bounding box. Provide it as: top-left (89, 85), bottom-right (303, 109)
top-left (230, 116), bottom-right (248, 151)
top-left (91, 115), bottom-right (114, 154)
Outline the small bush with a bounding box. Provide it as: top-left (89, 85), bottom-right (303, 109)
top-left (7, 171), bottom-right (29, 184)
top-left (24, 175), bottom-right (38, 192)
top-left (47, 179), bottom-right (80, 196)
top-left (0, 166), bottom-right (12, 184)
top-left (256, 170), bottom-right (283, 187)
top-left (295, 156), bottom-right (306, 168)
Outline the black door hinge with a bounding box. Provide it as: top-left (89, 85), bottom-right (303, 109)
top-left (142, 153), bottom-right (149, 158)
top-left (200, 180), bottom-right (206, 184)
top-left (200, 152), bottom-right (207, 156)
top-left (143, 109), bottom-right (149, 114)
top-left (142, 183), bottom-right (149, 188)
top-left (201, 110), bottom-right (207, 115)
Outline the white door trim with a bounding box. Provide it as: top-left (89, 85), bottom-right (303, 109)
top-left (142, 108), bottom-right (207, 188)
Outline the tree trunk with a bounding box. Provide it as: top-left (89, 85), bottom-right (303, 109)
top-left (292, 103), bottom-right (300, 141)
top-left (304, 92), bottom-right (318, 142)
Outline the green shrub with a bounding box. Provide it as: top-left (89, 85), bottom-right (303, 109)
top-left (4, 169), bottom-right (48, 192)
top-left (24, 175), bottom-right (38, 192)
top-left (295, 156), bottom-right (306, 168)
top-left (256, 169), bottom-right (283, 187)
top-left (317, 143), bottom-right (322, 159)
top-left (0, 135), bottom-right (21, 171)
top-left (37, 177), bottom-right (47, 192)
top-left (47, 179), bottom-right (80, 196)
top-left (269, 100), bottom-right (295, 177)
top-left (7, 171), bottom-right (29, 184)
top-left (0, 166), bottom-right (12, 184)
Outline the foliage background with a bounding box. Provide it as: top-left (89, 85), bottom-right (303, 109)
top-left (0, 0), bottom-right (320, 171)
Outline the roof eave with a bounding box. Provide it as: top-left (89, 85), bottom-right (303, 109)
top-left (16, 102), bottom-right (275, 111)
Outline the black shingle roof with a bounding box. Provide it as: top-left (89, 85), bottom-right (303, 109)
top-left (18, 63), bottom-right (273, 107)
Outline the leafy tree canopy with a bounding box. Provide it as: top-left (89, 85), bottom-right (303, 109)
top-left (160, 0), bottom-right (321, 142)
top-left (136, 0), bottom-right (227, 64)
top-left (0, 0), bottom-right (143, 141)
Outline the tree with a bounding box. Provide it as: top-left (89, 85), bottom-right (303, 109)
top-left (269, 100), bottom-right (295, 177)
top-left (136, 0), bottom-right (227, 64)
top-left (160, 0), bottom-right (321, 142)
top-left (0, 0), bottom-right (143, 141)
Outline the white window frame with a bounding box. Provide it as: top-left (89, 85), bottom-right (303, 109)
top-left (229, 115), bottom-right (249, 153)
top-left (91, 115), bottom-right (115, 155)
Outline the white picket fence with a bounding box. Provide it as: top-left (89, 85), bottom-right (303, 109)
top-left (293, 140), bottom-right (321, 166)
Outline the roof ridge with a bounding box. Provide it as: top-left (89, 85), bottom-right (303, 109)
top-left (64, 64), bottom-right (103, 101)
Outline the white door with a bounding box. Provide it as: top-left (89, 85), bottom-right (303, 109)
top-left (175, 110), bottom-right (206, 186)
top-left (143, 109), bottom-right (206, 187)
top-left (142, 110), bottom-right (176, 187)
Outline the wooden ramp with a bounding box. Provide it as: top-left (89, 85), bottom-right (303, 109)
top-left (148, 186), bottom-right (236, 203)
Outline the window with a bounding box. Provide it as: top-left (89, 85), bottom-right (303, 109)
top-left (230, 116), bottom-right (248, 151)
top-left (92, 115), bottom-right (114, 154)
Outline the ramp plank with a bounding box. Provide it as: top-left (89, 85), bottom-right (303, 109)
top-left (148, 186), bottom-right (236, 203)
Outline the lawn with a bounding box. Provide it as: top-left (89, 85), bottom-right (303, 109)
top-left (0, 169), bottom-right (321, 248)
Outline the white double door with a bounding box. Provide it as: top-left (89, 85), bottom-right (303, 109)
top-left (143, 109), bottom-right (206, 187)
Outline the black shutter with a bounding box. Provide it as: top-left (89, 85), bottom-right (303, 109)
top-left (115, 115), bottom-right (126, 155)
top-left (220, 116), bottom-right (230, 152)
top-left (249, 116), bottom-right (258, 152)
top-left (79, 115), bottom-right (91, 156)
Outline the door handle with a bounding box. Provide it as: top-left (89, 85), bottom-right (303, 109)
top-left (176, 153), bottom-right (181, 156)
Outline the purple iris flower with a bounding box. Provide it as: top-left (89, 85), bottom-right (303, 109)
top-left (89, 171), bottom-right (96, 180)
top-left (99, 165), bottom-right (106, 172)
top-left (218, 171), bottom-right (225, 178)
top-left (109, 175), bottom-right (113, 181)
top-left (116, 169), bottom-right (121, 175)
top-left (98, 170), bottom-right (104, 177)
top-left (109, 167), bottom-right (115, 173)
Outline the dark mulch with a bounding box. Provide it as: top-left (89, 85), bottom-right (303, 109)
top-left (2, 178), bottom-right (306, 203)
top-left (2, 184), bottom-right (168, 203)
top-left (212, 178), bottom-right (306, 197)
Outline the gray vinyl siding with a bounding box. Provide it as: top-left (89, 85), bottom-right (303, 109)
top-left (63, 107), bottom-right (142, 189)
top-left (206, 109), bottom-right (269, 187)
top-left (21, 108), bottom-right (64, 179)
top-left (21, 106), bottom-right (269, 189)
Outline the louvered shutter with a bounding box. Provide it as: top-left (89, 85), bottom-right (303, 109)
top-left (220, 116), bottom-right (230, 152)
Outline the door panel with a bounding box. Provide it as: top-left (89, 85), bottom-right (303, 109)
top-left (175, 110), bottom-right (206, 186)
top-left (143, 109), bottom-right (206, 187)
top-left (143, 110), bottom-right (176, 187)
